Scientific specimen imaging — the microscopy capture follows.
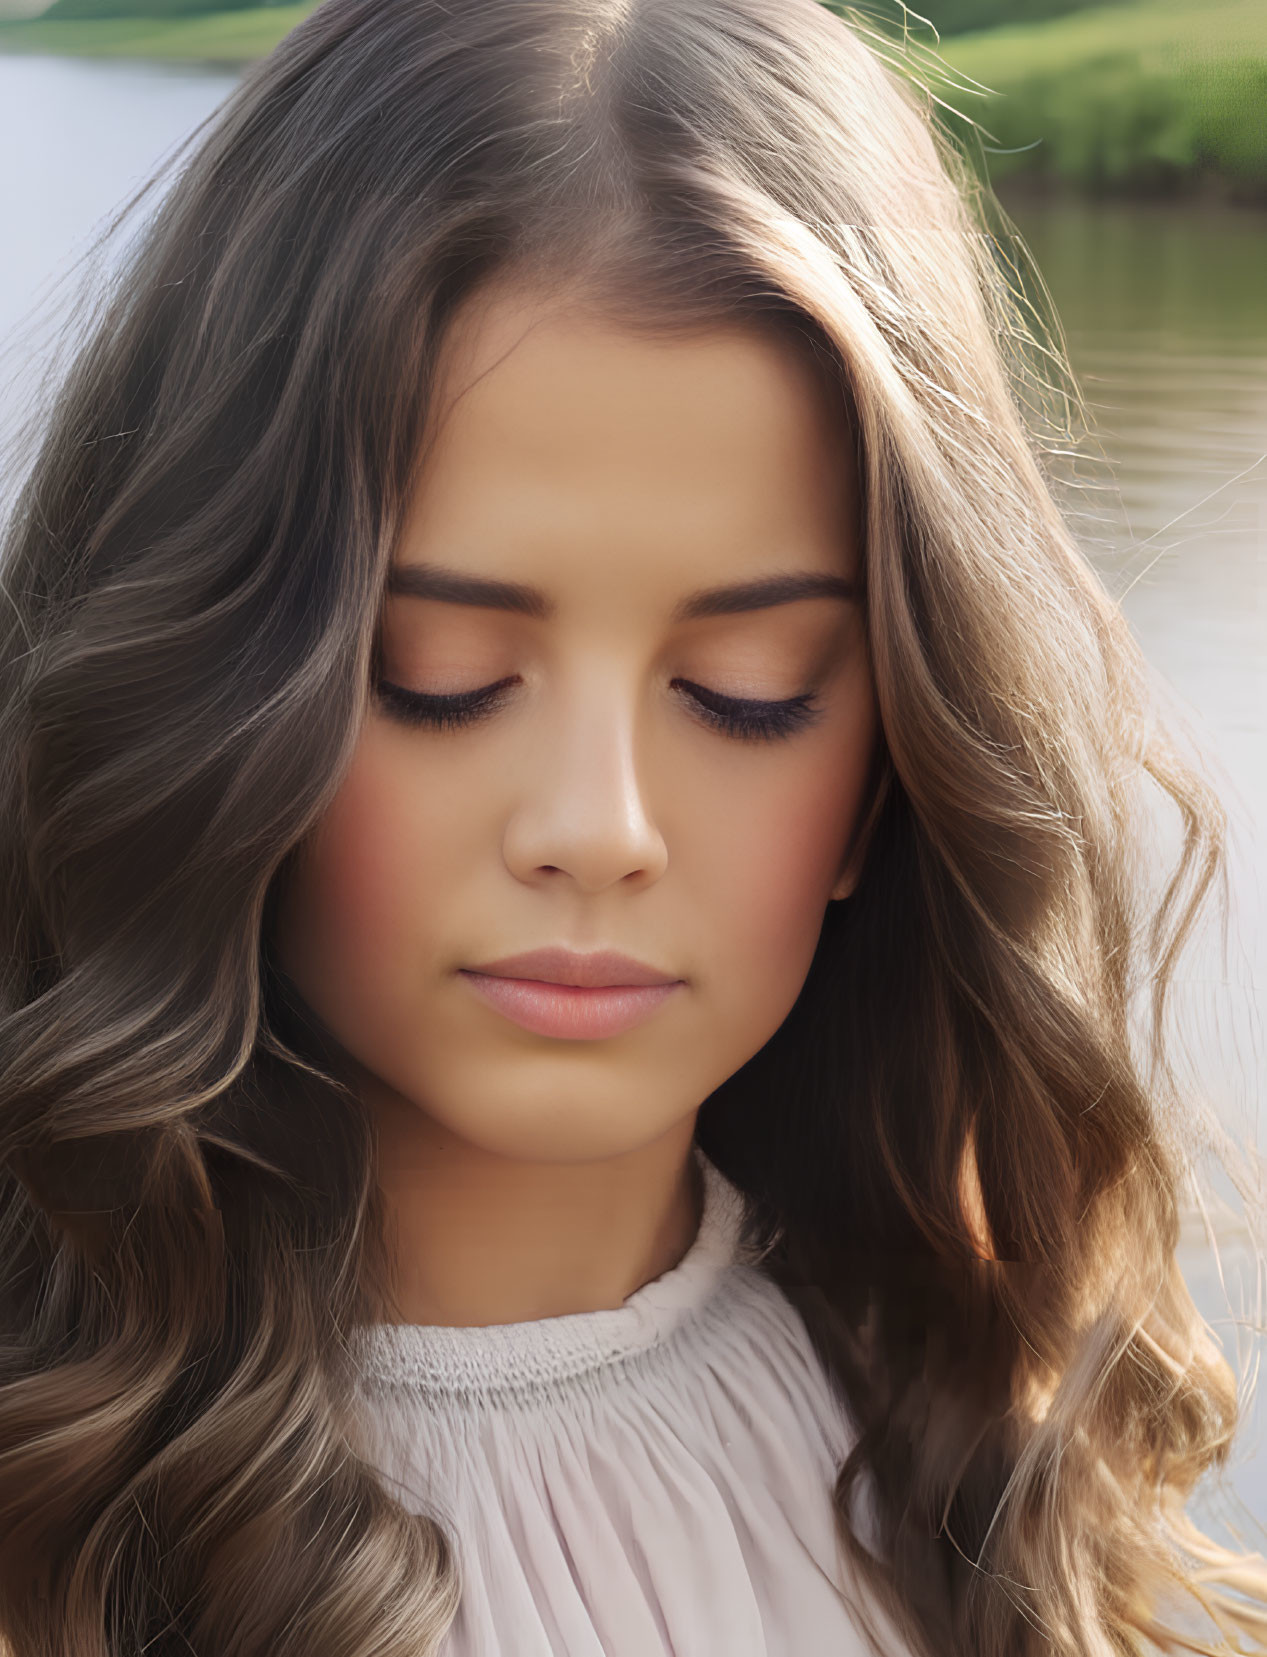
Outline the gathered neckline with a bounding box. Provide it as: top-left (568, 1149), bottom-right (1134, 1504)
top-left (356, 1144), bottom-right (753, 1398)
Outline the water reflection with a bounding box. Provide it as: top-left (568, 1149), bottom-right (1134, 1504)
top-left (1010, 201), bottom-right (1266, 828)
top-left (1009, 200), bottom-right (1267, 1526)
top-left (0, 55), bottom-right (238, 477)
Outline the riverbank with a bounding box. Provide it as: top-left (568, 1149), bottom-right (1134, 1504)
top-left (0, 0), bottom-right (1264, 196)
top-left (0, 3), bottom-right (310, 63)
top-left (941, 0), bottom-right (1267, 199)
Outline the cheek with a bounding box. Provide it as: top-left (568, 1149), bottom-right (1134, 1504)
top-left (276, 724), bottom-right (453, 1003)
top-left (694, 699), bottom-right (877, 996)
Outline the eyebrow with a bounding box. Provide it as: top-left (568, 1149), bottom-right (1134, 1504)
top-left (386, 563), bottom-right (862, 621)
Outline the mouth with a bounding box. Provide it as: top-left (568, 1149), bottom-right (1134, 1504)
top-left (458, 947), bottom-right (684, 1040)
top-left (464, 947), bottom-right (680, 988)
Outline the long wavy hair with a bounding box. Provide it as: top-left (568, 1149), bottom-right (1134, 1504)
top-left (0, 0), bottom-right (1263, 1652)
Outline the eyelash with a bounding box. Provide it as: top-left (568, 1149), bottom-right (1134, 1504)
top-left (374, 676), bottom-right (823, 743)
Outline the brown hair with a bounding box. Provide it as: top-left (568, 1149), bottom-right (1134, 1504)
top-left (0, 1), bottom-right (1263, 1652)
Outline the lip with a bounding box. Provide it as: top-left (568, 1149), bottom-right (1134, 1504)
top-left (458, 948), bottom-right (684, 1041)
top-left (465, 947), bottom-right (680, 988)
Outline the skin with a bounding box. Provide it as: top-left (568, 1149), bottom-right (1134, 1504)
top-left (274, 280), bottom-right (880, 1327)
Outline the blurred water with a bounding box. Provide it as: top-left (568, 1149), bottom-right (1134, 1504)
top-left (1006, 217), bottom-right (1267, 1519)
top-left (0, 55), bottom-right (239, 464)
top-left (0, 55), bottom-right (1263, 1536)
top-left (1010, 202), bottom-right (1267, 1002)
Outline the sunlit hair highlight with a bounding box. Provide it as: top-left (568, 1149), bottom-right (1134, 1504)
top-left (0, 0), bottom-right (1264, 1653)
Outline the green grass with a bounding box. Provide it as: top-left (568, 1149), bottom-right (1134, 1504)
top-left (44, 0), bottom-right (269, 17)
top-left (938, 0), bottom-right (1267, 195)
top-left (0, 3), bottom-right (311, 61)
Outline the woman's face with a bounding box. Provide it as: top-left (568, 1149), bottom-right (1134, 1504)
top-left (275, 282), bottom-right (879, 1165)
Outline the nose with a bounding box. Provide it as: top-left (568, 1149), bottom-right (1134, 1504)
top-left (501, 677), bottom-right (669, 895)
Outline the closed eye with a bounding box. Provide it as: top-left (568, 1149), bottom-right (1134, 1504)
top-left (374, 675), bottom-right (824, 743)
top-left (669, 679), bottom-right (823, 742)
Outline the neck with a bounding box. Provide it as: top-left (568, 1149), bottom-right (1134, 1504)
top-left (364, 1087), bottom-right (704, 1328)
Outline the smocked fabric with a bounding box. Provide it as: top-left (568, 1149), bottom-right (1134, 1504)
top-left (353, 1146), bottom-right (905, 1656)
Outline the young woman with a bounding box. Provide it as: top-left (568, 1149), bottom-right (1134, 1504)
top-left (0, 0), bottom-right (1263, 1652)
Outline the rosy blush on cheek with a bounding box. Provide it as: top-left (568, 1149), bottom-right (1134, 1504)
top-left (283, 728), bottom-right (440, 994)
top-left (702, 728), bottom-right (876, 1001)
top-left (690, 807), bottom-right (827, 999)
top-left (716, 825), bottom-right (829, 982)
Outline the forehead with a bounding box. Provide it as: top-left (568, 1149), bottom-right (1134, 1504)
top-left (399, 282), bottom-right (859, 599)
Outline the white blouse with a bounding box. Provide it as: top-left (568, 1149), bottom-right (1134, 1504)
top-left (354, 1145), bottom-right (901, 1656)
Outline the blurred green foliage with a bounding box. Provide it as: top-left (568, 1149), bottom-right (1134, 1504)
top-left (825, 0), bottom-right (1107, 37)
top-left (940, 0), bottom-right (1267, 197)
top-left (43, 0), bottom-right (285, 14)
top-left (0, 3), bottom-right (308, 57)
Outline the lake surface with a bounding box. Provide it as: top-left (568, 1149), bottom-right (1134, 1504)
top-left (0, 54), bottom-right (1263, 1528)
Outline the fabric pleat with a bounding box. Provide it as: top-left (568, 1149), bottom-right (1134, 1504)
top-left (353, 1146), bottom-right (906, 1656)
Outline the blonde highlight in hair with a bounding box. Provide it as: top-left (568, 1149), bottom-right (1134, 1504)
top-left (0, 1), bottom-right (1263, 1652)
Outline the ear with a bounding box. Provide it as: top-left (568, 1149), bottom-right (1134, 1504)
top-left (828, 750), bottom-right (891, 902)
top-left (828, 857), bottom-right (860, 903)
